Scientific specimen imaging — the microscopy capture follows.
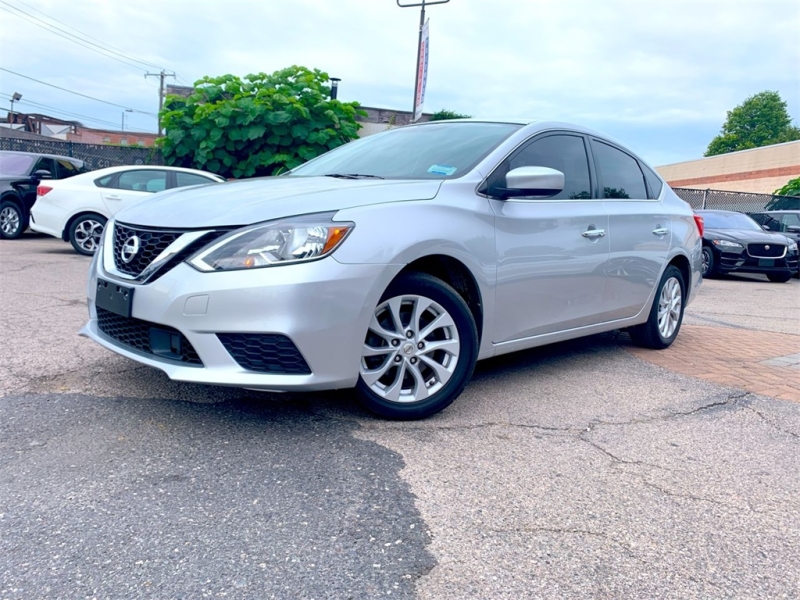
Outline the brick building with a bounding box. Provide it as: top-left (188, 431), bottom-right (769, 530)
top-left (656, 141), bottom-right (800, 194)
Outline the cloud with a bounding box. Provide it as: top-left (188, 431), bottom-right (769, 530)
top-left (0, 0), bottom-right (797, 163)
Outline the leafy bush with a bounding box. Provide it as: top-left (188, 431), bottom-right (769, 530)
top-left (429, 109), bottom-right (472, 121)
top-left (159, 66), bottom-right (366, 178)
top-left (774, 177), bottom-right (800, 197)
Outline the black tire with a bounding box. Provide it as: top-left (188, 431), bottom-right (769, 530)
top-left (629, 265), bottom-right (685, 350)
top-left (356, 272), bottom-right (478, 420)
top-left (701, 245), bottom-right (715, 278)
top-left (766, 272), bottom-right (792, 283)
top-left (69, 213), bottom-right (107, 256)
top-left (0, 199), bottom-right (28, 239)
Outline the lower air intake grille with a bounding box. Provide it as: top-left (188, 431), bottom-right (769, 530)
top-left (217, 333), bottom-right (311, 374)
top-left (96, 307), bottom-right (202, 365)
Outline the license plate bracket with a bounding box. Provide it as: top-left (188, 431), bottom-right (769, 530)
top-left (96, 278), bottom-right (134, 317)
top-left (758, 259), bottom-right (775, 267)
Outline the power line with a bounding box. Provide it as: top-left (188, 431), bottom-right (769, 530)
top-left (0, 0), bottom-right (167, 73)
top-left (0, 68), bottom-right (157, 117)
top-left (13, 0), bottom-right (167, 71)
top-left (0, 92), bottom-right (153, 132)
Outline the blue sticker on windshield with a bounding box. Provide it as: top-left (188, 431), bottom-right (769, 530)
top-left (427, 164), bottom-right (458, 176)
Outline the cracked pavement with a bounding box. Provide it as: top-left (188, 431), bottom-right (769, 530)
top-left (2, 235), bottom-right (800, 599)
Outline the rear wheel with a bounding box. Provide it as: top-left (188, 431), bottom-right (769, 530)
top-left (69, 213), bottom-right (107, 255)
top-left (0, 200), bottom-right (27, 239)
top-left (356, 272), bottom-right (478, 420)
top-left (629, 265), bottom-right (685, 349)
top-left (766, 272), bottom-right (792, 283)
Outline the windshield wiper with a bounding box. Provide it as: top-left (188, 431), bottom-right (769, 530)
top-left (324, 173), bottom-right (385, 180)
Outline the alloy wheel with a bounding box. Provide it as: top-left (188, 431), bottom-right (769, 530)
top-left (74, 219), bottom-right (104, 253)
top-left (657, 276), bottom-right (682, 339)
top-left (0, 206), bottom-right (20, 236)
top-left (360, 294), bottom-right (461, 403)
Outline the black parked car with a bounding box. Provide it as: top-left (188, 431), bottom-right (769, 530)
top-left (0, 151), bottom-right (88, 239)
top-left (697, 209), bottom-right (799, 283)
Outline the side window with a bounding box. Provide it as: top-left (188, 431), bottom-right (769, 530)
top-left (781, 213), bottom-right (800, 228)
top-left (174, 172), bottom-right (215, 188)
top-left (32, 157), bottom-right (55, 178)
top-left (55, 159), bottom-right (79, 179)
top-left (759, 215), bottom-right (783, 232)
top-left (641, 163), bottom-right (664, 199)
top-left (496, 134), bottom-right (592, 200)
top-left (592, 141), bottom-right (648, 199)
top-left (116, 170), bottom-right (168, 193)
top-left (95, 174), bottom-right (115, 188)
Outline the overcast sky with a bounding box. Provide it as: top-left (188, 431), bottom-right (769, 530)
top-left (1, 0), bottom-right (798, 166)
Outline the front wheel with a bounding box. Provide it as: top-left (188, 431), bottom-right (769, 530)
top-left (701, 246), bottom-right (715, 278)
top-left (0, 200), bottom-right (27, 239)
top-left (766, 272), bottom-right (792, 283)
top-left (356, 272), bottom-right (478, 420)
top-left (629, 265), bottom-right (685, 349)
top-left (69, 213), bottom-right (107, 255)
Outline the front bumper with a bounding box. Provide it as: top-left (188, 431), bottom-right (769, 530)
top-left (81, 245), bottom-right (403, 391)
top-left (716, 247), bottom-right (798, 276)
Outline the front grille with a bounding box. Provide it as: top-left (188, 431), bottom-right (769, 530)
top-left (112, 223), bottom-right (230, 282)
top-left (114, 223), bottom-right (182, 277)
top-left (96, 307), bottom-right (202, 365)
top-left (747, 243), bottom-right (786, 258)
top-left (217, 333), bottom-right (311, 375)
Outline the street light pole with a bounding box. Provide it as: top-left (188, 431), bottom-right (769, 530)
top-left (121, 109), bottom-right (133, 131)
top-left (10, 92), bottom-right (22, 120)
top-left (396, 0), bottom-right (449, 122)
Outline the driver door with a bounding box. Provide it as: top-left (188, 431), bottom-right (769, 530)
top-left (488, 132), bottom-right (611, 343)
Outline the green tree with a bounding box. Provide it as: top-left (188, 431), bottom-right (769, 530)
top-left (774, 177), bottom-right (800, 197)
top-left (429, 109), bottom-right (472, 121)
top-left (158, 66), bottom-right (366, 178)
top-left (705, 91), bottom-right (800, 157)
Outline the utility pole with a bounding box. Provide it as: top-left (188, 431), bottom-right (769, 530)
top-left (396, 0), bottom-right (449, 122)
top-left (145, 70), bottom-right (175, 135)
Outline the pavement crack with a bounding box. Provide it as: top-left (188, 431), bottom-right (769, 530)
top-left (744, 406), bottom-right (800, 439)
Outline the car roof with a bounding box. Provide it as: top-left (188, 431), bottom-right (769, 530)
top-left (0, 149), bottom-right (83, 163)
top-left (80, 165), bottom-right (223, 179)
top-left (752, 210), bottom-right (800, 214)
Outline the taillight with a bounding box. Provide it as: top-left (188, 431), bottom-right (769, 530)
top-left (37, 186), bottom-right (53, 197)
top-left (693, 214), bottom-right (704, 237)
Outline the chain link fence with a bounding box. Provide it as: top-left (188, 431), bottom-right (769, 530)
top-left (672, 187), bottom-right (800, 212)
top-left (0, 137), bottom-right (163, 170)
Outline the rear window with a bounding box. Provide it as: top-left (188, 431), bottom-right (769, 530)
top-left (0, 152), bottom-right (35, 176)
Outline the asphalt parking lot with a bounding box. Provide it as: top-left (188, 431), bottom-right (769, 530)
top-left (1, 234), bottom-right (799, 599)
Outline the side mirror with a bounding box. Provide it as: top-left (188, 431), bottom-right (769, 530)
top-left (787, 225), bottom-right (800, 234)
top-left (34, 169), bottom-right (53, 179)
top-left (762, 225), bottom-right (771, 231)
top-left (498, 166), bottom-right (565, 199)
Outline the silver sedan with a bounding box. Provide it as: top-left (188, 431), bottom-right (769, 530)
top-left (81, 120), bottom-right (703, 419)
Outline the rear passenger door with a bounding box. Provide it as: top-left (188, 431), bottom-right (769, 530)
top-left (591, 139), bottom-right (671, 319)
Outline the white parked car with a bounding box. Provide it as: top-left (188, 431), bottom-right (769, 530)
top-left (30, 165), bottom-right (224, 255)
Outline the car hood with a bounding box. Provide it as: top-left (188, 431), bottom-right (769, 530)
top-left (704, 228), bottom-right (789, 245)
top-left (115, 176), bottom-right (444, 228)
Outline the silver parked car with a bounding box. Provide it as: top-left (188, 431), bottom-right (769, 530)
top-left (81, 120), bottom-right (703, 419)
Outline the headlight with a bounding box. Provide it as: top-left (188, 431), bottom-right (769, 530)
top-left (788, 240), bottom-right (798, 252)
top-left (187, 213), bottom-right (354, 272)
top-left (712, 239), bottom-right (743, 249)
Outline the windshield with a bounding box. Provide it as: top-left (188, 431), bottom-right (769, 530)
top-left (289, 122), bottom-right (522, 180)
top-left (700, 211), bottom-right (761, 231)
top-left (0, 152), bottom-right (35, 176)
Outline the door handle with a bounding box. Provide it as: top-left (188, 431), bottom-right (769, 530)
top-left (105, 195), bottom-right (122, 201)
top-left (652, 228), bottom-right (669, 236)
top-left (582, 229), bottom-right (606, 239)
